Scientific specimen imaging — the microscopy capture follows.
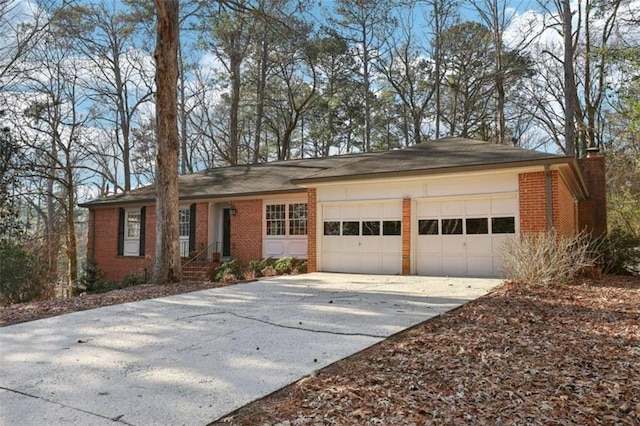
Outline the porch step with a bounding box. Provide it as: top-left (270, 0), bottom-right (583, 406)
top-left (181, 260), bottom-right (219, 282)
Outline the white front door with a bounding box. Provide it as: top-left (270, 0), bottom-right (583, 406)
top-left (415, 195), bottom-right (517, 277)
top-left (320, 201), bottom-right (402, 274)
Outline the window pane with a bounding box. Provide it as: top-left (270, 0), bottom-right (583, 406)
top-left (178, 209), bottom-right (190, 237)
top-left (342, 221), bottom-right (360, 236)
top-left (383, 220), bottom-right (401, 235)
top-left (466, 218), bottom-right (488, 234)
top-left (127, 211), bottom-right (141, 238)
top-left (289, 203), bottom-right (308, 235)
top-left (266, 204), bottom-right (286, 236)
top-left (492, 217), bottom-right (516, 234)
top-left (324, 221), bottom-right (340, 235)
top-left (418, 219), bottom-right (439, 235)
top-left (442, 218), bottom-right (463, 235)
top-left (362, 221), bottom-right (380, 236)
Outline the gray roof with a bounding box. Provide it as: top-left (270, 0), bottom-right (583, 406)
top-left (294, 137), bottom-right (569, 183)
top-left (80, 138), bottom-right (572, 207)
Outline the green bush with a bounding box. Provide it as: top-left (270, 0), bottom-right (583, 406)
top-left (274, 257), bottom-right (294, 274)
top-left (0, 240), bottom-right (51, 305)
top-left (121, 273), bottom-right (145, 288)
top-left (596, 229), bottom-right (640, 275)
top-left (214, 259), bottom-right (243, 282)
top-left (77, 258), bottom-right (104, 294)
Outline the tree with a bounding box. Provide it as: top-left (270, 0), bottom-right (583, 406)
top-left (329, 0), bottom-right (398, 152)
top-left (54, 1), bottom-right (154, 192)
top-left (152, 0), bottom-right (182, 284)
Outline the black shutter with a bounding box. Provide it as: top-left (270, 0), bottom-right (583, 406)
top-left (139, 206), bottom-right (146, 256)
top-left (117, 208), bottom-right (125, 256)
top-left (189, 203), bottom-right (196, 253)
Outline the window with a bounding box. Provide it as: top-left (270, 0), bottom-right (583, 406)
top-left (266, 202), bottom-right (308, 237)
top-left (492, 217), bottom-right (516, 234)
top-left (126, 211), bottom-right (141, 238)
top-left (362, 221), bottom-right (380, 236)
top-left (418, 219), bottom-right (439, 235)
top-left (289, 203), bottom-right (308, 235)
top-left (466, 218), bottom-right (488, 234)
top-left (324, 221), bottom-right (340, 235)
top-left (266, 204), bottom-right (286, 236)
top-left (342, 221), bottom-right (360, 236)
top-left (383, 220), bottom-right (401, 236)
top-left (442, 218), bottom-right (463, 235)
top-left (178, 208), bottom-right (190, 237)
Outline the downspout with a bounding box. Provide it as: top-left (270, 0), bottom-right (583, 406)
top-left (545, 165), bottom-right (553, 231)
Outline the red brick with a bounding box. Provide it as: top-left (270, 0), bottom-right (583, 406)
top-left (307, 188), bottom-right (317, 273)
top-left (229, 199), bottom-right (262, 264)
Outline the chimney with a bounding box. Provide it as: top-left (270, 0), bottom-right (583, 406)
top-left (586, 147), bottom-right (600, 158)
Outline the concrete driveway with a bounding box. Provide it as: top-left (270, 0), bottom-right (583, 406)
top-left (0, 273), bottom-right (500, 426)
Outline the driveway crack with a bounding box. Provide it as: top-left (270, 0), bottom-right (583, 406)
top-left (178, 311), bottom-right (386, 338)
top-left (0, 386), bottom-right (134, 425)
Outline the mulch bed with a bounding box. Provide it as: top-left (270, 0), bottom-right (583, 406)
top-left (213, 276), bottom-right (640, 425)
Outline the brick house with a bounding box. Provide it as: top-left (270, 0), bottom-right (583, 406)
top-left (79, 137), bottom-right (606, 280)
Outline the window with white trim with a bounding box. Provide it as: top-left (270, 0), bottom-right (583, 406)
top-left (266, 202), bottom-right (307, 237)
top-left (178, 208), bottom-right (190, 237)
top-left (126, 211), bottom-right (141, 238)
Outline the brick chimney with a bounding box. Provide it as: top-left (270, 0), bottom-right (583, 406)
top-left (577, 147), bottom-right (607, 236)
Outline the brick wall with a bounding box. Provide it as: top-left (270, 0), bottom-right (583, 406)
top-left (553, 173), bottom-right (577, 236)
top-left (402, 198), bottom-right (411, 275)
top-left (307, 188), bottom-right (317, 273)
top-left (90, 206), bottom-right (154, 282)
top-left (194, 202), bottom-right (209, 252)
top-left (577, 156), bottom-right (607, 236)
top-left (518, 172), bottom-right (549, 233)
top-left (89, 203), bottom-right (209, 282)
top-left (230, 199), bottom-right (263, 264)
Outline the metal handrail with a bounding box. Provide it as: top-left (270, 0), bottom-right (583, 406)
top-left (182, 241), bottom-right (220, 268)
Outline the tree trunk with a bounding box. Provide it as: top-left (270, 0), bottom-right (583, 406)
top-left (152, 0), bottom-right (182, 284)
top-left (561, 0), bottom-right (578, 156)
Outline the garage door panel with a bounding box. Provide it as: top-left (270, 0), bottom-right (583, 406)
top-left (323, 205), bottom-right (341, 219)
top-left (465, 199), bottom-right (490, 215)
top-left (467, 256), bottom-right (494, 276)
top-left (417, 236), bottom-right (441, 255)
top-left (362, 254), bottom-right (383, 274)
top-left (383, 203), bottom-right (402, 218)
top-left (441, 200), bottom-right (464, 216)
top-left (381, 237), bottom-right (401, 253)
top-left (417, 202), bottom-right (440, 217)
top-left (382, 254), bottom-right (402, 274)
top-left (491, 198), bottom-right (515, 215)
top-left (417, 255), bottom-right (442, 275)
top-left (441, 236), bottom-right (465, 254)
top-left (467, 236), bottom-right (492, 254)
top-left (442, 256), bottom-right (466, 275)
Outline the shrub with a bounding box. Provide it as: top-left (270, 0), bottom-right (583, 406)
top-left (595, 229), bottom-right (640, 275)
top-left (77, 258), bottom-right (104, 294)
top-left (274, 257), bottom-right (294, 274)
top-left (214, 259), bottom-right (243, 282)
top-left (261, 265), bottom-right (277, 277)
top-left (500, 231), bottom-right (595, 285)
top-left (0, 240), bottom-right (51, 305)
top-left (291, 259), bottom-right (307, 274)
top-left (121, 273), bottom-right (145, 288)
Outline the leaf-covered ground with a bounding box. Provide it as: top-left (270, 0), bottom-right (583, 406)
top-left (2, 276), bottom-right (638, 425)
top-left (0, 280), bottom-right (230, 327)
top-left (214, 276), bottom-right (640, 425)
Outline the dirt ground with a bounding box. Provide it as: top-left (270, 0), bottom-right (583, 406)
top-left (2, 275), bottom-right (639, 425)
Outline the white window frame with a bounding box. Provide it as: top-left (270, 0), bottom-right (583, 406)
top-left (264, 202), bottom-right (308, 238)
top-left (178, 207), bottom-right (190, 257)
top-left (123, 208), bottom-right (141, 257)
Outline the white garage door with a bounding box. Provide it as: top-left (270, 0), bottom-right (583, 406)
top-left (416, 196), bottom-right (517, 277)
top-left (321, 201), bottom-right (402, 274)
